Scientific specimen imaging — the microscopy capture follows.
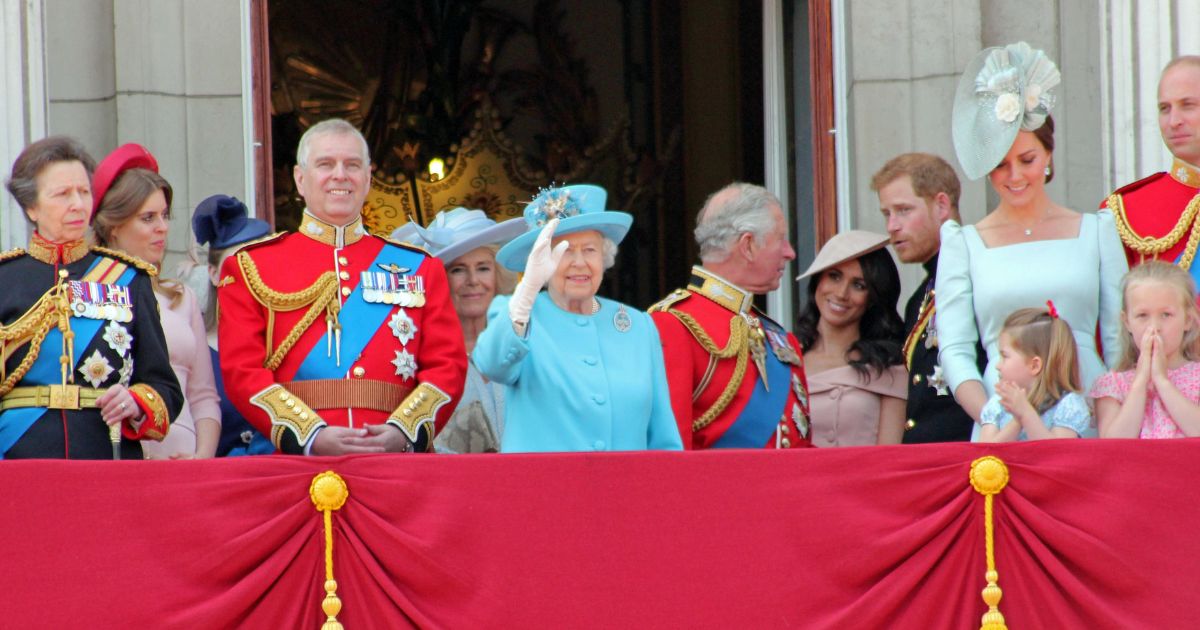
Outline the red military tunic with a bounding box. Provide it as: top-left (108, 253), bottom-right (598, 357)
top-left (1104, 158), bottom-right (1200, 268)
top-left (650, 266), bottom-right (812, 449)
top-left (218, 212), bottom-right (466, 454)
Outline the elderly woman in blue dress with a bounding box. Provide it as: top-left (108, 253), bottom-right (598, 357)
top-left (474, 184), bottom-right (682, 452)
top-left (400, 207), bottom-right (524, 453)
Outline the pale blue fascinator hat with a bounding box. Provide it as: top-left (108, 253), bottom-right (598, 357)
top-left (952, 41), bottom-right (1061, 180)
top-left (391, 207), bottom-right (525, 263)
top-left (495, 184), bottom-right (633, 272)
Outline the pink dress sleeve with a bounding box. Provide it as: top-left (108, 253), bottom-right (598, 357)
top-left (1088, 370), bottom-right (1130, 402)
top-left (181, 287), bottom-right (221, 425)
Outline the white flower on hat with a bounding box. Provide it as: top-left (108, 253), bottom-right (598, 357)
top-left (1024, 84), bottom-right (1042, 112)
top-left (994, 93), bottom-right (1021, 123)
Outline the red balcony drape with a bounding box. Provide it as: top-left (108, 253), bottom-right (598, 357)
top-left (2, 440), bottom-right (1197, 628)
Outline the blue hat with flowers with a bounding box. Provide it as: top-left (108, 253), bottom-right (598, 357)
top-left (952, 41), bottom-right (1061, 180)
top-left (393, 207), bottom-right (525, 263)
top-left (496, 184), bottom-right (632, 272)
top-left (192, 194), bottom-right (271, 250)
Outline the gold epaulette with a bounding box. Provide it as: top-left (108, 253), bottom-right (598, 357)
top-left (0, 248), bottom-right (26, 263)
top-left (648, 288), bottom-right (691, 313)
top-left (90, 246), bottom-right (158, 277)
top-left (236, 231), bottom-right (286, 251)
top-left (383, 237), bottom-right (431, 256)
top-left (235, 250), bottom-right (341, 370)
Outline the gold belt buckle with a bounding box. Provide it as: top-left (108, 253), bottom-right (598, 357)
top-left (47, 384), bottom-right (81, 410)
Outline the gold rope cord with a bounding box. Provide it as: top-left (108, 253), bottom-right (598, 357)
top-left (1109, 192), bottom-right (1200, 268)
top-left (0, 284), bottom-right (73, 396)
top-left (970, 456), bottom-right (1010, 630)
top-left (310, 471), bottom-right (349, 630)
top-left (236, 251), bottom-right (341, 370)
top-left (667, 309), bottom-right (750, 431)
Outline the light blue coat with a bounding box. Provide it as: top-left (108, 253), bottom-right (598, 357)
top-left (473, 293), bottom-right (682, 453)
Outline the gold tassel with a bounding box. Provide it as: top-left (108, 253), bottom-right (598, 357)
top-left (970, 456), bottom-right (1010, 630)
top-left (310, 471), bottom-right (349, 629)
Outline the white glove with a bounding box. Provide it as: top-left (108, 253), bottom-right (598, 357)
top-left (509, 218), bottom-right (568, 327)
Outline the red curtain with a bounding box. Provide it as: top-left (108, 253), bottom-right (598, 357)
top-left (2, 440), bottom-right (1198, 628)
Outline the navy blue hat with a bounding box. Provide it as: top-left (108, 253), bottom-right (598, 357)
top-left (192, 195), bottom-right (271, 249)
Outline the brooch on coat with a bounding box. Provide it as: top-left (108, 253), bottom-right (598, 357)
top-left (613, 306), bottom-right (631, 333)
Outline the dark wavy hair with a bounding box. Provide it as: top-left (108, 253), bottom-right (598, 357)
top-left (796, 248), bottom-right (905, 378)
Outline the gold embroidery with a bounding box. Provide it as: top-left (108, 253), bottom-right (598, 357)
top-left (299, 213), bottom-right (366, 247)
top-left (28, 236), bottom-right (89, 265)
top-left (129, 383), bottom-right (170, 441)
top-left (387, 382), bottom-right (450, 446)
top-left (236, 251), bottom-right (341, 370)
top-left (90, 246), bottom-right (158, 276)
top-left (251, 384), bottom-right (325, 448)
top-left (0, 248), bottom-right (26, 263)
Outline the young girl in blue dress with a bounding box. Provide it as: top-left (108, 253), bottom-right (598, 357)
top-left (979, 304), bottom-right (1092, 441)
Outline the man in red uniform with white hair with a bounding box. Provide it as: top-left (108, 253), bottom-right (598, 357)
top-left (1105, 56), bottom-right (1200, 281)
top-left (650, 182), bottom-right (813, 449)
top-left (218, 119), bottom-right (465, 455)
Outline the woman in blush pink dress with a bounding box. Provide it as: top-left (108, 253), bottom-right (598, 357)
top-left (91, 144), bottom-right (221, 458)
top-left (796, 231), bottom-right (907, 447)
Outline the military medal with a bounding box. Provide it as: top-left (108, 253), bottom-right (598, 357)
top-left (69, 281), bottom-right (132, 321)
top-left (791, 374), bottom-right (808, 409)
top-left (928, 364), bottom-right (950, 396)
top-left (792, 403), bottom-right (809, 439)
top-left (613, 306), bottom-right (631, 332)
top-left (742, 313), bottom-right (769, 391)
top-left (391, 349), bottom-right (418, 380)
top-left (78, 349), bottom-right (114, 388)
top-left (389, 308), bottom-right (417, 346)
top-left (765, 328), bottom-right (801, 365)
top-left (102, 321), bottom-right (133, 356)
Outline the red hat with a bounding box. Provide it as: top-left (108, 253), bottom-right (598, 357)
top-left (91, 143), bottom-right (159, 220)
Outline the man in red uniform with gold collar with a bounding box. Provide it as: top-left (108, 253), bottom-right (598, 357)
top-left (650, 183), bottom-right (812, 449)
top-left (218, 119), bottom-right (466, 455)
top-left (1105, 56), bottom-right (1200, 278)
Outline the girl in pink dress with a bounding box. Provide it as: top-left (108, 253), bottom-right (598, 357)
top-left (1092, 261), bottom-right (1200, 438)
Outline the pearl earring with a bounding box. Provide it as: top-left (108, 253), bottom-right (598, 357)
top-left (1044, 166), bottom-right (1051, 177)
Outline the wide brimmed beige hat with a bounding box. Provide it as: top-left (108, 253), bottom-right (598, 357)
top-left (797, 230), bottom-right (890, 279)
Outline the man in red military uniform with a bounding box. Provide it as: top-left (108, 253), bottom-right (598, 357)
top-left (650, 183), bottom-right (812, 449)
top-left (219, 119), bottom-right (466, 455)
top-left (1105, 56), bottom-right (1200, 279)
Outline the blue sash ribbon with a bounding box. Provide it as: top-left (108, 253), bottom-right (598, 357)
top-left (712, 321), bottom-right (793, 448)
top-left (294, 245), bottom-right (423, 380)
top-left (0, 261), bottom-right (136, 457)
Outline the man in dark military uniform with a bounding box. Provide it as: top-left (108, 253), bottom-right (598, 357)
top-left (218, 119), bottom-right (466, 455)
top-left (650, 183), bottom-right (812, 450)
top-left (1104, 56), bottom-right (1200, 283)
top-left (872, 153), bottom-right (983, 442)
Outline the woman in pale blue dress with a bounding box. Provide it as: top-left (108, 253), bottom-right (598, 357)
top-left (473, 184), bottom-right (681, 453)
top-left (936, 42), bottom-right (1126, 437)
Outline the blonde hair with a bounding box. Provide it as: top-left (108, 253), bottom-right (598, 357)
top-left (1117, 261), bottom-right (1200, 370)
top-left (1001, 307), bottom-right (1080, 412)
